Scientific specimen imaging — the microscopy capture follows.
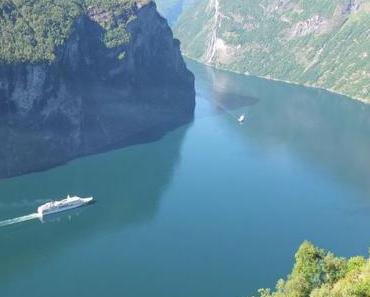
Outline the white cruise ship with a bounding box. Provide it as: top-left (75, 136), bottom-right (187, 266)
top-left (37, 195), bottom-right (94, 217)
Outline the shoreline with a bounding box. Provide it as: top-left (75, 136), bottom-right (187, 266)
top-left (184, 55), bottom-right (369, 105)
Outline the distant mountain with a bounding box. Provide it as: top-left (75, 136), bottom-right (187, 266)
top-left (155, 0), bottom-right (197, 25)
top-left (174, 0), bottom-right (370, 102)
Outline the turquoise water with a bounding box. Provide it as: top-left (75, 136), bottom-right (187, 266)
top-left (1, 60), bottom-right (370, 297)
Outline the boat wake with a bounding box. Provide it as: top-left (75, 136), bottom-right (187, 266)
top-left (0, 195), bottom-right (94, 228)
top-left (0, 213), bottom-right (40, 228)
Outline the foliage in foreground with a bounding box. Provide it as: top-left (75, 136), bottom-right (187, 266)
top-left (256, 241), bottom-right (370, 297)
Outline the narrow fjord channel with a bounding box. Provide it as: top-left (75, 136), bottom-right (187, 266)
top-left (1, 60), bottom-right (370, 297)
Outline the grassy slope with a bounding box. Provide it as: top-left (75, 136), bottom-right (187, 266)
top-left (0, 0), bottom-right (143, 63)
top-left (175, 0), bottom-right (370, 102)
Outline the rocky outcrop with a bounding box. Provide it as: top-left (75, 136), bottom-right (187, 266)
top-left (0, 1), bottom-right (195, 178)
top-left (287, 15), bottom-right (327, 38)
top-left (342, 0), bottom-right (360, 15)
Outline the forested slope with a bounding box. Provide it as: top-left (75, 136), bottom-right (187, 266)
top-left (175, 0), bottom-right (370, 102)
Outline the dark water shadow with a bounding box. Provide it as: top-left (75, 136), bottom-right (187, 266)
top-left (187, 58), bottom-right (370, 199)
top-left (0, 123), bottom-right (190, 284)
top-left (0, 83), bottom-right (194, 179)
top-left (187, 60), bottom-right (259, 119)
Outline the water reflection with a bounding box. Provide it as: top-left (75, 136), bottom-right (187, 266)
top-left (39, 207), bottom-right (89, 224)
top-left (188, 60), bottom-right (370, 196)
top-left (192, 62), bottom-right (258, 119)
top-left (0, 125), bottom-right (189, 284)
top-left (0, 60), bottom-right (369, 297)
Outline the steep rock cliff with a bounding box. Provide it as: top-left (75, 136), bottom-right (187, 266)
top-left (0, 1), bottom-right (195, 178)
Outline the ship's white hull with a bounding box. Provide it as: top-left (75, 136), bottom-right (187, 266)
top-left (38, 197), bottom-right (93, 217)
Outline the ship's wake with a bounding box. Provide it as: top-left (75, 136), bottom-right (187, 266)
top-left (0, 213), bottom-right (40, 227)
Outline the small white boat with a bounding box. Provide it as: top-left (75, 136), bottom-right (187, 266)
top-left (238, 114), bottom-right (246, 123)
top-left (37, 195), bottom-right (94, 217)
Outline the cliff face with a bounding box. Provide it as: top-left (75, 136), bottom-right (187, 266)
top-left (0, 1), bottom-right (195, 178)
top-left (174, 0), bottom-right (370, 102)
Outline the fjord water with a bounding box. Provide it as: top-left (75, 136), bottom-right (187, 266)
top-left (1, 60), bottom-right (370, 297)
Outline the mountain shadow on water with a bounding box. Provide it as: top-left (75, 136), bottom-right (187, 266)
top-left (0, 82), bottom-right (194, 178)
top-left (189, 59), bottom-right (370, 197)
top-left (0, 124), bottom-right (190, 284)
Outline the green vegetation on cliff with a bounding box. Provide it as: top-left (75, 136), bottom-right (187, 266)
top-left (174, 0), bottom-right (370, 102)
top-left (256, 241), bottom-right (370, 297)
top-left (0, 0), bottom-right (147, 63)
